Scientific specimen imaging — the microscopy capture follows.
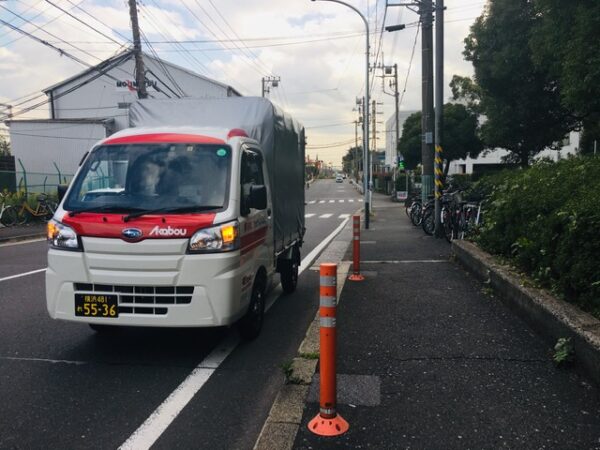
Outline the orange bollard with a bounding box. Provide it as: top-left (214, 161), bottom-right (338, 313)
top-left (348, 215), bottom-right (365, 281)
top-left (308, 263), bottom-right (349, 437)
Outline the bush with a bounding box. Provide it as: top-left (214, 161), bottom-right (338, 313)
top-left (475, 156), bottom-right (600, 318)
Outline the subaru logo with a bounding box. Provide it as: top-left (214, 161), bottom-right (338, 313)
top-left (122, 228), bottom-right (143, 240)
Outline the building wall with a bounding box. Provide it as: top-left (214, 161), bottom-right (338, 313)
top-left (385, 110), bottom-right (418, 167)
top-left (51, 55), bottom-right (236, 131)
top-left (9, 120), bottom-right (110, 191)
top-left (448, 131), bottom-right (581, 175)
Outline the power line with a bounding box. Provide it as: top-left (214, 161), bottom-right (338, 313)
top-left (43, 0), bottom-right (124, 46)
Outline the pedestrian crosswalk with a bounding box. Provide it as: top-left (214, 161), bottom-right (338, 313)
top-left (307, 199), bottom-right (362, 205)
top-left (305, 213), bottom-right (354, 219)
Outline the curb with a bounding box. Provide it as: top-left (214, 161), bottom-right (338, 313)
top-left (0, 232), bottom-right (46, 244)
top-left (452, 240), bottom-right (600, 386)
top-left (254, 223), bottom-right (355, 450)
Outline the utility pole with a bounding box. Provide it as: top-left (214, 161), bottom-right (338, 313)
top-left (434, 0), bottom-right (444, 237)
top-left (128, 0), bottom-right (147, 99)
top-left (354, 119), bottom-right (359, 180)
top-left (421, 0), bottom-right (435, 204)
top-left (262, 76), bottom-right (280, 97)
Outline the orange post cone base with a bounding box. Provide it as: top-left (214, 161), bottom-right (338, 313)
top-left (308, 413), bottom-right (350, 437)
top-left (348, 273), bottom-right (365, 281)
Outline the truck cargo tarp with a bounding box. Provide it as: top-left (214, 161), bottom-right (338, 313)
top-left (128, 97), bottom-right (305, 253)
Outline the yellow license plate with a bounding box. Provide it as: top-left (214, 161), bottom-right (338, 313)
top-left (75, 294), bottom-right (119, 318)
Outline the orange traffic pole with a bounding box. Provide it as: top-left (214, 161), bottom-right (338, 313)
top-left (308, 263), bottom-right (349, 437)
top-left (348, 215), bottom-right (365, 281)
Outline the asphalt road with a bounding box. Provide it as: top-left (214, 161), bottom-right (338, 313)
top-left (0, 178), bottom-right (361, 450)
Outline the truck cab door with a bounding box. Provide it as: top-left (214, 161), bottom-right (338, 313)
top-left (239, 147), bottom-right (274, 276)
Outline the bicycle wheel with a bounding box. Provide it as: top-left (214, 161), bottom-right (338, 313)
top-left (16, 207), bottom-right (30, 225)
top-left (410, 202), bottom-right (422, 226)
top-left (421, 206), bottom-right (435, 235)
top-left (0, 206), bottom-right (17, 227)
top-left (43, 202), bottom-right (57, 221)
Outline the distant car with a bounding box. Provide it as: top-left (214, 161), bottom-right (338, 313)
top-left (342, 174), bottom-right (346, 179)
top-left (335, 176), bottom-right (343, 183)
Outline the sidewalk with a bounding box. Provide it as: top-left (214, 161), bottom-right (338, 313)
top-left (293, 193), bottom-right (600, 449)
top-left (0, 223), bottom-right (46, 243)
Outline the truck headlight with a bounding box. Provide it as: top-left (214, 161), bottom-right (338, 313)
top-left (188, 221), bottom-right (239, 253)
top-left (47, 219), bottom-right (81, 251)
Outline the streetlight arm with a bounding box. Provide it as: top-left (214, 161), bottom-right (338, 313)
top-left (311, 0), bottom-right (368, 30)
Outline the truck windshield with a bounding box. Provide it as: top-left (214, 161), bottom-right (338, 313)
top-left (64, 143), bottom-right (232, 214)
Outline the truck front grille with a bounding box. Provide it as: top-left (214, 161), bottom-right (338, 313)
top-left (73, 283), bottom-right (194, 316)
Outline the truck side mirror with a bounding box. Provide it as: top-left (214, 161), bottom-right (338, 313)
top-left (248, 185), bottom-right (267, 210)
top-left (57, 184), bottom-right (68, 202)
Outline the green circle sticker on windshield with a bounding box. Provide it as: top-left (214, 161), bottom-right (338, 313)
top-left (217, 148), bottom-right (227, 157)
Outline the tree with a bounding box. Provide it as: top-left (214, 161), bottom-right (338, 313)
top-left (463, 0), bottom-right (574, 167)
top-left (397, 104), bottom-right (483, 177)
top-left (530, 0), bottom-right (600, 154)
top-left (342, 146), bottom-right (362, 178)
top-left (0, 136), bottom-right (10, 156)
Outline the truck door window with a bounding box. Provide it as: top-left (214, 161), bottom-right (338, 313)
top-left (241, 150), bottom-right (264, 215)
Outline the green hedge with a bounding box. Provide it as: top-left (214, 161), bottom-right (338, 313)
top-left (475, 157), bottom-right (600, 318)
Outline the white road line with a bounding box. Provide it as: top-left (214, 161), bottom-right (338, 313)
top-left (348, 199), bottom-right (354, 203)
top-left (300, 216), bottom-right (350, 273)
top-left (304, 213), bottom-right (315, 218)
top-left (0, 268), bottom-right (46, 283)
top-left (338, 214), bottom-right (350, 219)
top-left (318, 200), bottom-right (325, 204)
top-left (0, 355), bottom-right (86, 365)
top-left (119, 334), bottom-right (239, 450)
top-left (319, 214), bottom-right (333, 219)
top-left (308, 201), bottom-right (316, 204)
top-left (0, 238), bottom-right (46, 247)
top-left (120, 219), bottom-right (351, 450)
top-left (339, 199), bottom-right (345, 203)
top-left (358, 199), bottom-right (363, 202)
top-left (329, 200), bottom-right (335, 203)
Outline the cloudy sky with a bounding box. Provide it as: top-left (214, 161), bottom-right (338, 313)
top-left (0, 0), bottom-right (486, 165)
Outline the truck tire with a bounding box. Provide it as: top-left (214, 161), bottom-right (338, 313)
top-left (238, 278), bottom-right (265, 340)
top-left (280, 247), bottom-right (300, 294)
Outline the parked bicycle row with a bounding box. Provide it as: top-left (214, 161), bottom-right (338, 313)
top-left (405, 189), bottom-right (483, 243)
top-left (0, 192), bottom-right (58, 227)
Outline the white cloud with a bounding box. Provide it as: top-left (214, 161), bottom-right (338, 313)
top-left (0, 0), bottom-right (484, 163)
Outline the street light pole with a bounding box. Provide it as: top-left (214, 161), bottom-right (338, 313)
top-left (311, 0), bottom-right (370, 228)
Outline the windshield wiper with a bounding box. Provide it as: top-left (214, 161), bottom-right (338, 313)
top-left (68, 205), bottom-right (138, 217)
top-left (123, 205), bottom-right (222, 222)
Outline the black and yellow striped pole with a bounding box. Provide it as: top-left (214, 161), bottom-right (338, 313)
top-left (434, 0), bottom-right (444, 238)
top-left (434, 144), bottom-right (443, 237)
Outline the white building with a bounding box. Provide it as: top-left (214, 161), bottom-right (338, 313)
top-left (448, 131), bottom-right (581, 175)
top-left (385, 110), bottom-right (418, 167)
top-left (7, 50), bottom-right (241, 188)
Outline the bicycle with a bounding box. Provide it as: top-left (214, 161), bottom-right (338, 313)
top-left (15, 193), bottom-right (58, 224)
top-left (0, 193), bottom-right (17, 227)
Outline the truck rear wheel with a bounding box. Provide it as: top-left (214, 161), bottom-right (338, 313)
top-left (238, 278), bottom-right (265, 340)
top-left (280, 247), bottom-right (300, 294)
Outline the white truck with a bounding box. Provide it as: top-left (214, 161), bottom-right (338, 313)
top-left (46, 97), bottom-right (305, 339)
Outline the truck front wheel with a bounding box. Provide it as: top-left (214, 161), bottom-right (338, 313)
top-left (238, 278), bottom-right (265, 340)
top-left (280, 247), bottom-right (300, 294)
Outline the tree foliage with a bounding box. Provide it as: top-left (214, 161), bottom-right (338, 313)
top-left (0, 136), bottom-right (10, 156)
top-left (463, 0), bottom-right (574, 166)
top-left (530, 0), bottom-right (600, 154)
top-left (397, 104), bottom-right (483, 176)
top-left (342, 146), bottom-right (362, 175)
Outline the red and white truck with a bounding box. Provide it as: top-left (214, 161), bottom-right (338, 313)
top-left (46, 97), bottom-right (305, 339)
